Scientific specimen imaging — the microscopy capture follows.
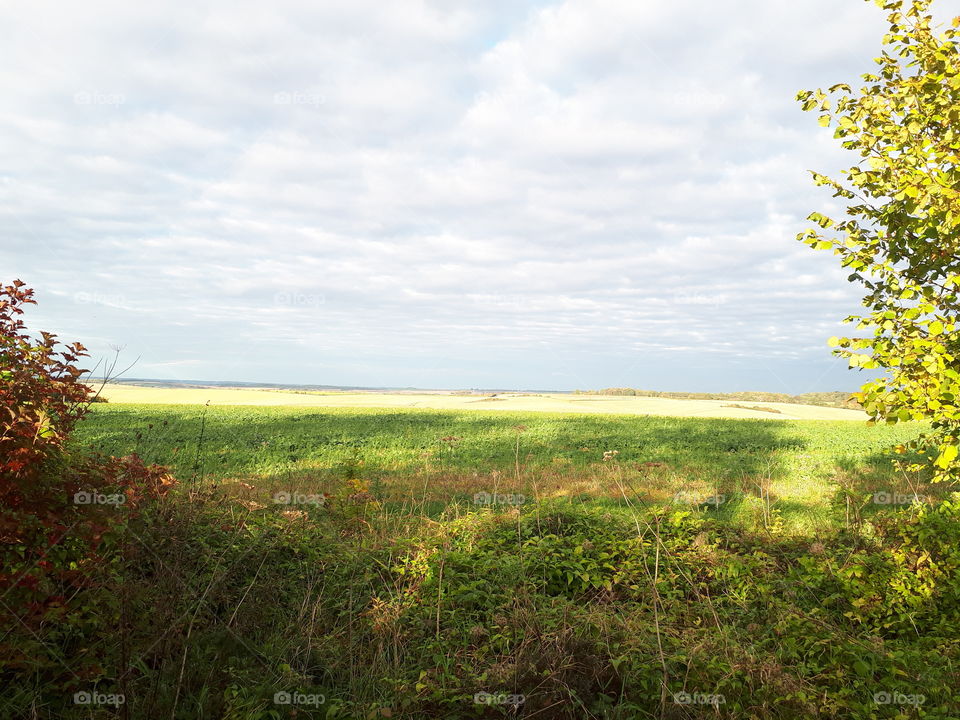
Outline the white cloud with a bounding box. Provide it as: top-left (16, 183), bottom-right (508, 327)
top-left (0, 0), bottom-right (911, 391)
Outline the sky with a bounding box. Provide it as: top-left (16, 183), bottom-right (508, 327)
top-left (2, 0), bottom-right (941, 392)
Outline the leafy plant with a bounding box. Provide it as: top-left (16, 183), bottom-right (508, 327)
top-left (798, 0), bottom-right (960, 481)
top-left (0, 279), bottom-right (91, 475)
top-left (0, 280), bottom-right (176, 708)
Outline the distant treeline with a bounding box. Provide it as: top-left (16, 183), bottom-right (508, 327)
top-left (573, 388), bottom-right (862, 409)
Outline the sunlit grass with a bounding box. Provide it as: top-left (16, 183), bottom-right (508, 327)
top-left (73, 404), bottom-right (936, 535)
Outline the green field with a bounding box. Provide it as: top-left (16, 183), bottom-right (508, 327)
top-left (76, 403), bottom-right (928, 534)
top-left (23, 404), bottom-right (951, 719)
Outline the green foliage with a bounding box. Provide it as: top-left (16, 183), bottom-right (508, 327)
top-left (798, 0), bottom-right (960, 481)
top-left (14, 388), bottom-right (960, 718)
top-left (796, 498), bottom-right (960, 636)
top-left (14, 493), bottom-right (955, 719)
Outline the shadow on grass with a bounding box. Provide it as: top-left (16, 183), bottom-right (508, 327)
top-left (75, 405), bottom-right (809, 483)
top-left (73, 406), bottom-right (826, 533)
top-left (830, 448), bottom-right (956, 526)
top-left (79, 407), bottom-right (949, 533)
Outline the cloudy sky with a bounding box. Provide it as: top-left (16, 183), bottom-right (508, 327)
top-left (3, 0), bottom-right (936, 392)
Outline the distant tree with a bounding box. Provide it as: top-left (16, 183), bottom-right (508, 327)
top-left (798, 0), bottom-right (960, 481)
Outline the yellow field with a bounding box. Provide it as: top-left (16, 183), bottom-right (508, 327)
top-left (92, 384), bottom-right (868, 420)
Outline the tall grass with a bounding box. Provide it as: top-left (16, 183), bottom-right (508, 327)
top-left (11, 406), bottom-right (952, 718)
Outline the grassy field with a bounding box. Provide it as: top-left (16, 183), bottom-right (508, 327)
top-left (36, 399), bottom-right (957, 719)
top-left (76, 402), bottom-right (926, 535)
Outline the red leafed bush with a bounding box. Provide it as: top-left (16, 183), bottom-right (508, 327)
top-left (0, 279), bottom-right (91, 476)
top-left (0, 280), bottom-right (176, 688)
